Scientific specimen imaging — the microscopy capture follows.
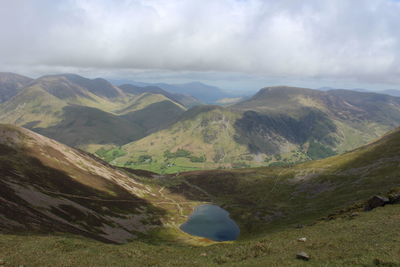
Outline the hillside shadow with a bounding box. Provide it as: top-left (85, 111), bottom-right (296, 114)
top-left (0, 144), bottom-right (167, 244)
top-left (233, 108), bottom-right (337, 154)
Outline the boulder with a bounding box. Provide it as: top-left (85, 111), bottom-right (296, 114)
top-left (364, 195), bottom-right (389, 211)
top-left (297, 237), bottom-right (307, 242)
top-left (296, 252), bottom-right (310, 261)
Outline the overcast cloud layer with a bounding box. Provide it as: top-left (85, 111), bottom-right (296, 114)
top-left (1, 0), bottom-right (400, 89)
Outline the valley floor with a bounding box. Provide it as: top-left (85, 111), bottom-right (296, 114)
top-left (1, 204), bottom-right (399, 266)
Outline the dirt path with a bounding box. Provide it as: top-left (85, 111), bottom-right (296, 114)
top-left (158, 187), bottom-right (185, 217)
top-left (40, 187), bottom-right (199, 207)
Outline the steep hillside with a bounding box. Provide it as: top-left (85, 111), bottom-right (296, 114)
top-left (1, 125), bottom-right (400, 266)
top-left (0, 72), bottom-right (33, 103)
top-left (106, 87), bottom-right (400, 173)
top-left (0, 124), bottom-right (198, 243)
top-left (0, 74), bottom-right (186, 149)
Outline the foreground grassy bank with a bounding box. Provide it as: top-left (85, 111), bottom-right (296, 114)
top-left (1, 204), bottom-right (399, 266)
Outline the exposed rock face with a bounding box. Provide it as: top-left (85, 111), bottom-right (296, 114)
top-left (364, 195), bottom-right (389, 211)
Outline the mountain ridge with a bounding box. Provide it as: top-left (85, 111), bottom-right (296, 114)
top-left (107, 86), bottom-right (400, 173)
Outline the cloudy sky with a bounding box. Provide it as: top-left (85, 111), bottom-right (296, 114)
top-left (1, 0), bottom-right (400, 92)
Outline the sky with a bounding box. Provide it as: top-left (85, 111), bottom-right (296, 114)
top-left (1, 0), bottom-right (400, 92)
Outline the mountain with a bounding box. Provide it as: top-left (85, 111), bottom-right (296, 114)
top-left (1, 124), bottom-right (400, 265)
top-left (0, 72), bottom-right (33, 103)
top-left (118, 80), bottom-right (233, 103)
top-left (0, 74), bottom-right (186, 149)
top-left (232, 86), bottom-right (400, 153)
top-left (119, 84), bottom-right (202, 108)
top-left (106, 86), bottom-right (400, 173)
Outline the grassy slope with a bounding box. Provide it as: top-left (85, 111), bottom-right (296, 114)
top-left (0, 126), bottom-right (400, 265)
top-left (0, 75), bottom-right (186, 149)
top-left (1, 205), bottom-right (399, 266)
top-left (0, 84), bottom-right (67, 128)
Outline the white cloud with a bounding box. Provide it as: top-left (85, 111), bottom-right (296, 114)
top-left (1, 0), bottom-right (400, 85)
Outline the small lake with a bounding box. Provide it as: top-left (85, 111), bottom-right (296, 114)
top-left (180, 204), bottom-right (240, 241)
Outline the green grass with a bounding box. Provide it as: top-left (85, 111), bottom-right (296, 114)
top-left (1, 204), bottom-right (399, 266)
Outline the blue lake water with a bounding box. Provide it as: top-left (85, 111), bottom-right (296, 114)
top-left (180, 204), bottom-right (240, 241)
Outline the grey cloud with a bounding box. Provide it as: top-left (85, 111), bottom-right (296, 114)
top-left (1, 0), bottom-right (400, 85)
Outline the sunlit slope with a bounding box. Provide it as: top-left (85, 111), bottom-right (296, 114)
top-left (0, 124), bottom-right (198, 243)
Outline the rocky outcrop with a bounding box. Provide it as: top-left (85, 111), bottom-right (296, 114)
top-left (364, 195), bottom-right (389, 211)
top-left (296, 252), bottom-right (310, 261)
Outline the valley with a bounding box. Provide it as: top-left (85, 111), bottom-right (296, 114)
top-left (1, 73), bottom-right (400, 266)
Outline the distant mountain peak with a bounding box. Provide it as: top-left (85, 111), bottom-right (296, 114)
top-left (36, 73), bottom-right (125, 99)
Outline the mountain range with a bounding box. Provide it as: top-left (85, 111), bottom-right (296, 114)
top-left (1, 72), bottom-right (400, 265)
top-left (0, 73), bottom-right (188, 150)
top-left (2, 73), bottom-right (400, 174)
top-left (109, 86), bottom-right (400, 173)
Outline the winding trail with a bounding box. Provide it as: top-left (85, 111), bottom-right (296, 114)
top-left (158, 186), bottom-right (185, 217)
top-left (40, 187), bottom-right (199, 207)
